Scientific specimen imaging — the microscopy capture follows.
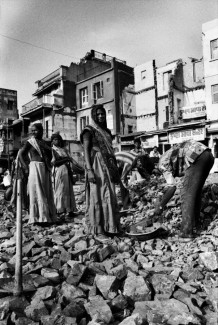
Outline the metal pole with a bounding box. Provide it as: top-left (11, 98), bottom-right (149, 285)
top-left (14, 178), bottom-right (23, 296)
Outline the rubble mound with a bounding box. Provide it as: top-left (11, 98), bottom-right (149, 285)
top-left (0, 177), bottom-right (217, 325)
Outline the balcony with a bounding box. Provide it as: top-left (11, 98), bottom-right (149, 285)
top-left (33, 66), bottom-right (68, 96)
top-left (21, 95), bottom-right (54, 116)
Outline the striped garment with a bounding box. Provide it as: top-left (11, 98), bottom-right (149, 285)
top-left (115, 151), bottom-right (138, 165)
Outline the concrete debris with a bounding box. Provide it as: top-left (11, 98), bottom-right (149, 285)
top-left (0, 176), bottom-right (217, 324)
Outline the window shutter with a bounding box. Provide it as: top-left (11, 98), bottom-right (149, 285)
top-left (86, 87), bottom-right (88, 103)
top-left (91, 84), bottom-right (94, 100)
top-left (100, 80), bottom-right (104, 97)
top-left (214, 93), bottom-right (218, 103)
top-left (212, 84), bottom-right (218, 103)
top-left (80, 118), bottom-right (83, 132)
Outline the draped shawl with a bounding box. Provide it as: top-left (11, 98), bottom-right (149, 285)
top-left (81, 122), bottom-right (120, 183)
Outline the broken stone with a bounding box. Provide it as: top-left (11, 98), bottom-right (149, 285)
top-left (95, 274), bottom-right (119, 300)
top-left (41, 268), bottom-right (60, 284)
top-left (32, 286), bottom-right (57, 302)
top-left (25, 300), bottom-right (49, 322)
top-left (66, 261), bottom-right (87, 286)
top-left (199, 252), bottom-right (218, 270)
top-left (118, 313), bottom-right (144, 325)
top-left (150, 273), bottom-right (175, 299)
top-left (84, 295), bottom-right (113, 324)
top-left (60, 281), bottom-right (86, 303)
top-left (123, 275), bottom-right (151, 302)
top-left (97, 245), bottom-right (115, 262)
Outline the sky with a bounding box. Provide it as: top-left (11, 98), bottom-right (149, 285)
top-left (0, 0), bottom-right (217, 111)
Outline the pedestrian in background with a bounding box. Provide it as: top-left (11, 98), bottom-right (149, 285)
top-left (128, 138), bottom-right (148, 184)
top-left (19, 123), bottom-right (57, 225)
top-left (150, 146), bottom-right (161, 158)
top-left (51, 132), bottom-right (77, 220)
top-left (154, 140), bottom-right (214, 241)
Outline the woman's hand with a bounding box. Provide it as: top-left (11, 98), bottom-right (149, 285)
top-left (87, 170), bottom-right (95, 183)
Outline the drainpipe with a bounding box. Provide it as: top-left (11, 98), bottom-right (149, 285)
top-left (153, 60), bottom-right (158, 129)
top-left (113, 58), bottom-right (120, 134)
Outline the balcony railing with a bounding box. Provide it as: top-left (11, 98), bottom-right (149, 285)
top-left (38, 66), bottom-right (67, 85)
top-left (22, 95), bottom-right (54, 114)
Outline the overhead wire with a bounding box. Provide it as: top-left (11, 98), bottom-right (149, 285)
top-left (0, 33), bottom-right (80, 60)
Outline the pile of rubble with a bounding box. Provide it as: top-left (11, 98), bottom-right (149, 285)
top-left (0, 176), bottom-right (216, 325)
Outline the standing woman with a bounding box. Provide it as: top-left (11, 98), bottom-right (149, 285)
top-left (51, 133), bottom-right (77, 218)
top-left (19, 123), bottom-right (56, 225)
top-left (80, 104), bottom-right (120, 242)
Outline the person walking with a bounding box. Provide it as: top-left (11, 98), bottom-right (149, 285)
top-left (19, 123), bottom-right (57, 225)
top-left (51, 132), bottom-right (77, 219)
top-left (155, 140), bottom-right (214, 241)
top-left (80, 104), bottom-right (121, 242)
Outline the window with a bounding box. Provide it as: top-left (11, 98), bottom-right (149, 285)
top-left (163, 71), bottom-right (171, 91)
top-left (211, 39), bottom-right (218, 60)
top-left (141, 70), bottom-right (146, 80)
top-left (80, 116), bottom-right (89, 131)
top-left (166, 106), bottom-right (169, 122)
top-left (7, 100), bottom-right (13, 110)
top-left (177, 98), bottom-right (181, 109)
top-left (212, 84), bottom-right (218, 104)
top-left (45, 121), bottom-right (49, 138)
top-left (92, 81), bottom-right (103, 103)
top-left (128, 125), bottom-right (133, 134)
top-left (80, 87), bottom-right (88, 108)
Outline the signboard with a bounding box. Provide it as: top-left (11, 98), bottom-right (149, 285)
top-left (168, 127), bottom-right (205, 144)
top-left (141, 135), bottom-right (158, 148)
top-left (181, 105), bottom-right (206, 120)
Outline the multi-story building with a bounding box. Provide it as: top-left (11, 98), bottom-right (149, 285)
top-left (0, 88), bottom-right (19, 170)
top-left (21, 65), bottom-right (77, 142)
top-left (21, 50), bottom-right (134, 161)
top-left (202, 19), bottom-right (218, 158)
top-left (120, 57), bottom-right (206, 153)
top-left (75, 50), bottom-right (134, 138)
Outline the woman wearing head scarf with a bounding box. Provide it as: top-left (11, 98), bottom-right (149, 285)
top-left (80, 104), bottom-right (121, 242)
top-left (19, 123), bottom-right (56, 225)
top-left (51, 132), bottom-right (77, 219)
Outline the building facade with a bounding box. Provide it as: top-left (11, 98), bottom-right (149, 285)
top-left (0, 88), bottom-right (19, 169)
top-left (121, 57), bottom-right (206, 153)
top-left (75, 50), bottom-right (134, 139)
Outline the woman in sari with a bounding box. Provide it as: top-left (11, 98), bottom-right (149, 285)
top-left (80, 104), bottom-right (122, 242)
top-left (19, 123), bottom-right (56, 225)
top-left (51, 133), bottom-right (77, 218)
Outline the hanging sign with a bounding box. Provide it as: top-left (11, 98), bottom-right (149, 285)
top-left (181, 105), bottom-right (206, 120)
top-left (168, 127), bottom-right (205, 144)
